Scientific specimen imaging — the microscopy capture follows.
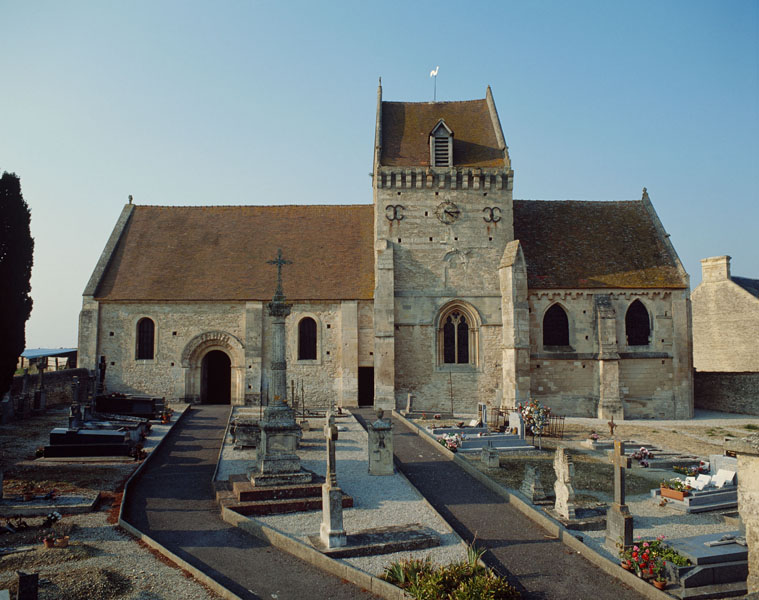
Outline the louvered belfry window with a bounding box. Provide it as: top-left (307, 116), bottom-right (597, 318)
top-left (430, 120), bottom-right (453, 167)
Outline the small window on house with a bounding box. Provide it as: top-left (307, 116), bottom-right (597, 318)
top-left (543, 304), bottom-right (569, 347)
top-left (429, 119), bottom-right (453, 167)
top-left (626, 300), bottom-right (651, 346)
top-left (298, 317), bottom-right (317, 360)
top-left (136, 318), bottom-right (155, 360)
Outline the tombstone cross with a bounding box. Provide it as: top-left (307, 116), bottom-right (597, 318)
top-left (610, 440), bottom-right (631, 506)
top-left (267, 248), bottom-right (292, 303)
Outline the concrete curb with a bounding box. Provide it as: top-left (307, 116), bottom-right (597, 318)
top-left (220, 506), bottom-right (410, 600)
top-left (117, 405), bottom-right (244, 600)
top-left (393, 410), bottom-right (673, 600)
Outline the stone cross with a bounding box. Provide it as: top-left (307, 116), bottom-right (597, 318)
top-left (610, 440), bottom-right (631, 506)
top-left (320, 409), bottom-right (346, 548)
top-left (605, 439), bottom-right (634, 549)
top-left (267, 248), bottom-right (292, 304)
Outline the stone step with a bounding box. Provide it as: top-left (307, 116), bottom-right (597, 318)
top-left (220, 491), bottom-right (354, 516)
top-left (232, 480), bottom-right (325, 502)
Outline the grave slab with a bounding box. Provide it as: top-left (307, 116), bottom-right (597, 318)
top-left (308, 523), bottom-right (440, 558)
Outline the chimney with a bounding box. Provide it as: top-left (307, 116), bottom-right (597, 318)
top-left (701, 256), bottom-right (731, 283)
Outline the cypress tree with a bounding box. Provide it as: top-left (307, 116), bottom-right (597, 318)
top-left (0, 172), bottom-right (34, 398)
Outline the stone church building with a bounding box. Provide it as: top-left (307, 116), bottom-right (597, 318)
top-left (78, 85), bottom-right (693, 419)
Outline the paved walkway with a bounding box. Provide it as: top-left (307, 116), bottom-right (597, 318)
top-left (122, 405), bottom-right (376, 600)
top-left (354, 408), bottom-right (644, 600)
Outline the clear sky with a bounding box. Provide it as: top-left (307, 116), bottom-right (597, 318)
top-left (2, 0), bottom-right (757, 348)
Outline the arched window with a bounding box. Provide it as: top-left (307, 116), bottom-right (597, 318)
top-left (298, 317), bottom-right (317, 360)
top-left (543, 304), bottom-right (569, 347)
top-left (626, 300), bottom-right (650, 346)
top-left (136, 318), bottom-right (155, 360)
top-left (438, 304), bottom-right (477, 365)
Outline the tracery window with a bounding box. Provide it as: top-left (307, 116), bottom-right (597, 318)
top-left (298, 317), bottom-right (317, 360)
top-left (543, 304), bottom-right (569, 347)
top-left (438, 304), bottom-right (478, 366)
top-left (136, 318), bottom-right (155, 360)
top-left (625, 299), bottom-right (651, 346)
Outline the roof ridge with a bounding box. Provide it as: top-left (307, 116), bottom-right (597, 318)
top-left (132, 204), bottom-right (373, 209)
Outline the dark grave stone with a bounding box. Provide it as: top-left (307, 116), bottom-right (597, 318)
top-left (95, 394), bottom-right (159, 419)
top-left (665, 531), bottom-right (748, 599)
top-left (44, 427), bottom-right (133, 458)
top-left (309, 523), bottom-right (440, 558)
top-left (231, 418), bottom-right (260, 449)
top-left (16, 571), bottom-right (38, 600)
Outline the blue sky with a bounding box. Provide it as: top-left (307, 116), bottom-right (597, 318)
top-left (2, 0), bottom-right (757, 348)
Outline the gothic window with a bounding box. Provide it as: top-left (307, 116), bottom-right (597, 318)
top-left (625, 300), bottom-right (651, 346)
top-left (543, 304), bottom-right (569, 347)
top-left (429, 119), bottom-right (453, 167)
top-left (438, 304), bottom-right (477, 366)
top-left (298, 317), bottom-right (317, 360)
top-left (136, 318), bottom-right (155, 360)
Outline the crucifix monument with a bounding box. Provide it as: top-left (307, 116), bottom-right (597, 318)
top-left (250, 249), bottom-right (312, 487)
top-left (605, 440), bottom-right (633, 549)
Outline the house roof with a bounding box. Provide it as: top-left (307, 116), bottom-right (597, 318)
top-left (513, 200), bottom-right (688, 289)
top-left (94, 205), bottom-right (375, 301)
top-left (380, 99), bottom-right (505, 168)
top-left (733, 276), bottom-right (759, 299)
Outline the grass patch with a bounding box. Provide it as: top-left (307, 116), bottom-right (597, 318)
top-left (744, 424), bottom-right (759, 431)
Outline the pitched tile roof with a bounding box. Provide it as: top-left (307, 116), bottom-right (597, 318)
top-left (380, 100), bottom-right (505, 168)
top-left (94, 205), bottom-right (375, 301)
top-left (514, 200), bottom-right (687, 289)
top-left (732, 276), bottom-right (759, 299)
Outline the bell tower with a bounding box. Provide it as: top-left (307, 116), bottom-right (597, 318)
top-left (372, 83), bottom-right (515, 412)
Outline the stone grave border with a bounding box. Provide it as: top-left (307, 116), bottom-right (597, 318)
top-left (116, 405), bottom-right (245, 600)
top-left (394, 410), bottom-right (671, 600)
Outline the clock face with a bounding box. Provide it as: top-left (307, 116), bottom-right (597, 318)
top-left (435, 201), bottom-right (460, 224)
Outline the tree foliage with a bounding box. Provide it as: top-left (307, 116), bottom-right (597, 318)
top-left (0, 172), bottom-right (34, 398)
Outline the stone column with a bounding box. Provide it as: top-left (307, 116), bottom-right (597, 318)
top-left (727, 434), bottom-right (759, 594)
top-left (595, 294), bottom-right (623, 420)
top-left (499, 241), bottom-right (530, 410)
top-left (605, 440), bottom-right (633, 550)
top-left (320, 411), bottom-right (347, 548)
top-left (373, 240), bottom-right (395, 410)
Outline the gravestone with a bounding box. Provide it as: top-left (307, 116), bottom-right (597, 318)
top-left (520, 464), bottom-right (549, 504)
top-left (509, 411), bottom-right (525, 439)
top-left (605, 440), bottom-right (633, 550)
top-left (480, 440), bottom-right (500, 468)
top-left (553, 447), bottom-right (576, 519)
top-left (33, 364), bottom-right (46, 411)
top-left (320, 411), bottom-right (346, 548)
top-left (16, 571), bottom-right (38, 600)
top-left (477, 403), bottom-right (488, 427)
top-left (404, 393), bottom-right (413, 414)
top-left (368, 409), bottom-right (393, 476)
top-left (1, 393), bottom-right (12, 425)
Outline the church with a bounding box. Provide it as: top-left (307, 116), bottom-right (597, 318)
top-left (78, 85), bottom-right (694, 419)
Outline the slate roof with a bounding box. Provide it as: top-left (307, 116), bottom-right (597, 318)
top-left (380, 99), bottom-right (505, 168)
top-left (94, 205), bottom-right (375, 301)
top-left (732, 276), bottom-right (759, 299)
top-left (513, 200), bottom-right (687, 289)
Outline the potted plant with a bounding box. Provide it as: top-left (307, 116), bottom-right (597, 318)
top-left (22, 482), bottom-right (36, 502)
top-left (41, 532), bottom-right (55, 549)
top-left (617, 542), bottom-right (634, 570)
top-left (652, 556), bottom-right (667, 589)
top-left (436, 432), bottom-right (462, 452)
top-left (660, 478), bottom-right (691, 501)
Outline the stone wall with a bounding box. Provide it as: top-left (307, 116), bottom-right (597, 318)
top-left (694, 372), bottom-right (759, 415)
top-left (11, 368), bottom-right (90, 406)
top-left (692, 256), bottom-right (759, 372)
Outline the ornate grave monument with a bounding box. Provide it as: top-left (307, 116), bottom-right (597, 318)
top-left (520, 464), bottom-right (549, 504)
top-left (250, 250), bottom-right (311, 487)
top-left (320, 410), bottom-right (347, 548)
top-left (368, 409), bottom-right (394, 476)
top-left (605, 440), bottom-right (633, 550)
top-left (553, 447), bottom-right (577, 520)
top-left (481, 440), bottom-right (500, 468)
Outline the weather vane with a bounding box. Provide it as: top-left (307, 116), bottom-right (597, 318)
top-left (430, 66), bottom-right (439, 101)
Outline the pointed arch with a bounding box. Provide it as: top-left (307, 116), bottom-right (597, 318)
top-left (626, 299), bottom-right (651, 346)
top-left (543, 303), bottom-right (569, 347)
top-left (436, 301), bottom-right (480, 366)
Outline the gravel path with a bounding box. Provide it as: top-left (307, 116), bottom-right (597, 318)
top-left (218, 409), bottom-right (468, 576)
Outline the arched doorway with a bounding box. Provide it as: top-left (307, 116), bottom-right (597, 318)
top-left (201, 350), bottom-right (231, 404)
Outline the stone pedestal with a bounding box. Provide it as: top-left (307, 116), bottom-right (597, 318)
top-left (252, 404), bottom-right (311, 487)
top-left (727, 433), bottom-right (759, 595)
top-left (320, 484), bottom-right (347, 548)
top-left (481, 442), bottom-right (500, 468)
top-left (605, 503), bottom-right (634, 550)
top-left (368, 410), bottom-right (393, 476)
